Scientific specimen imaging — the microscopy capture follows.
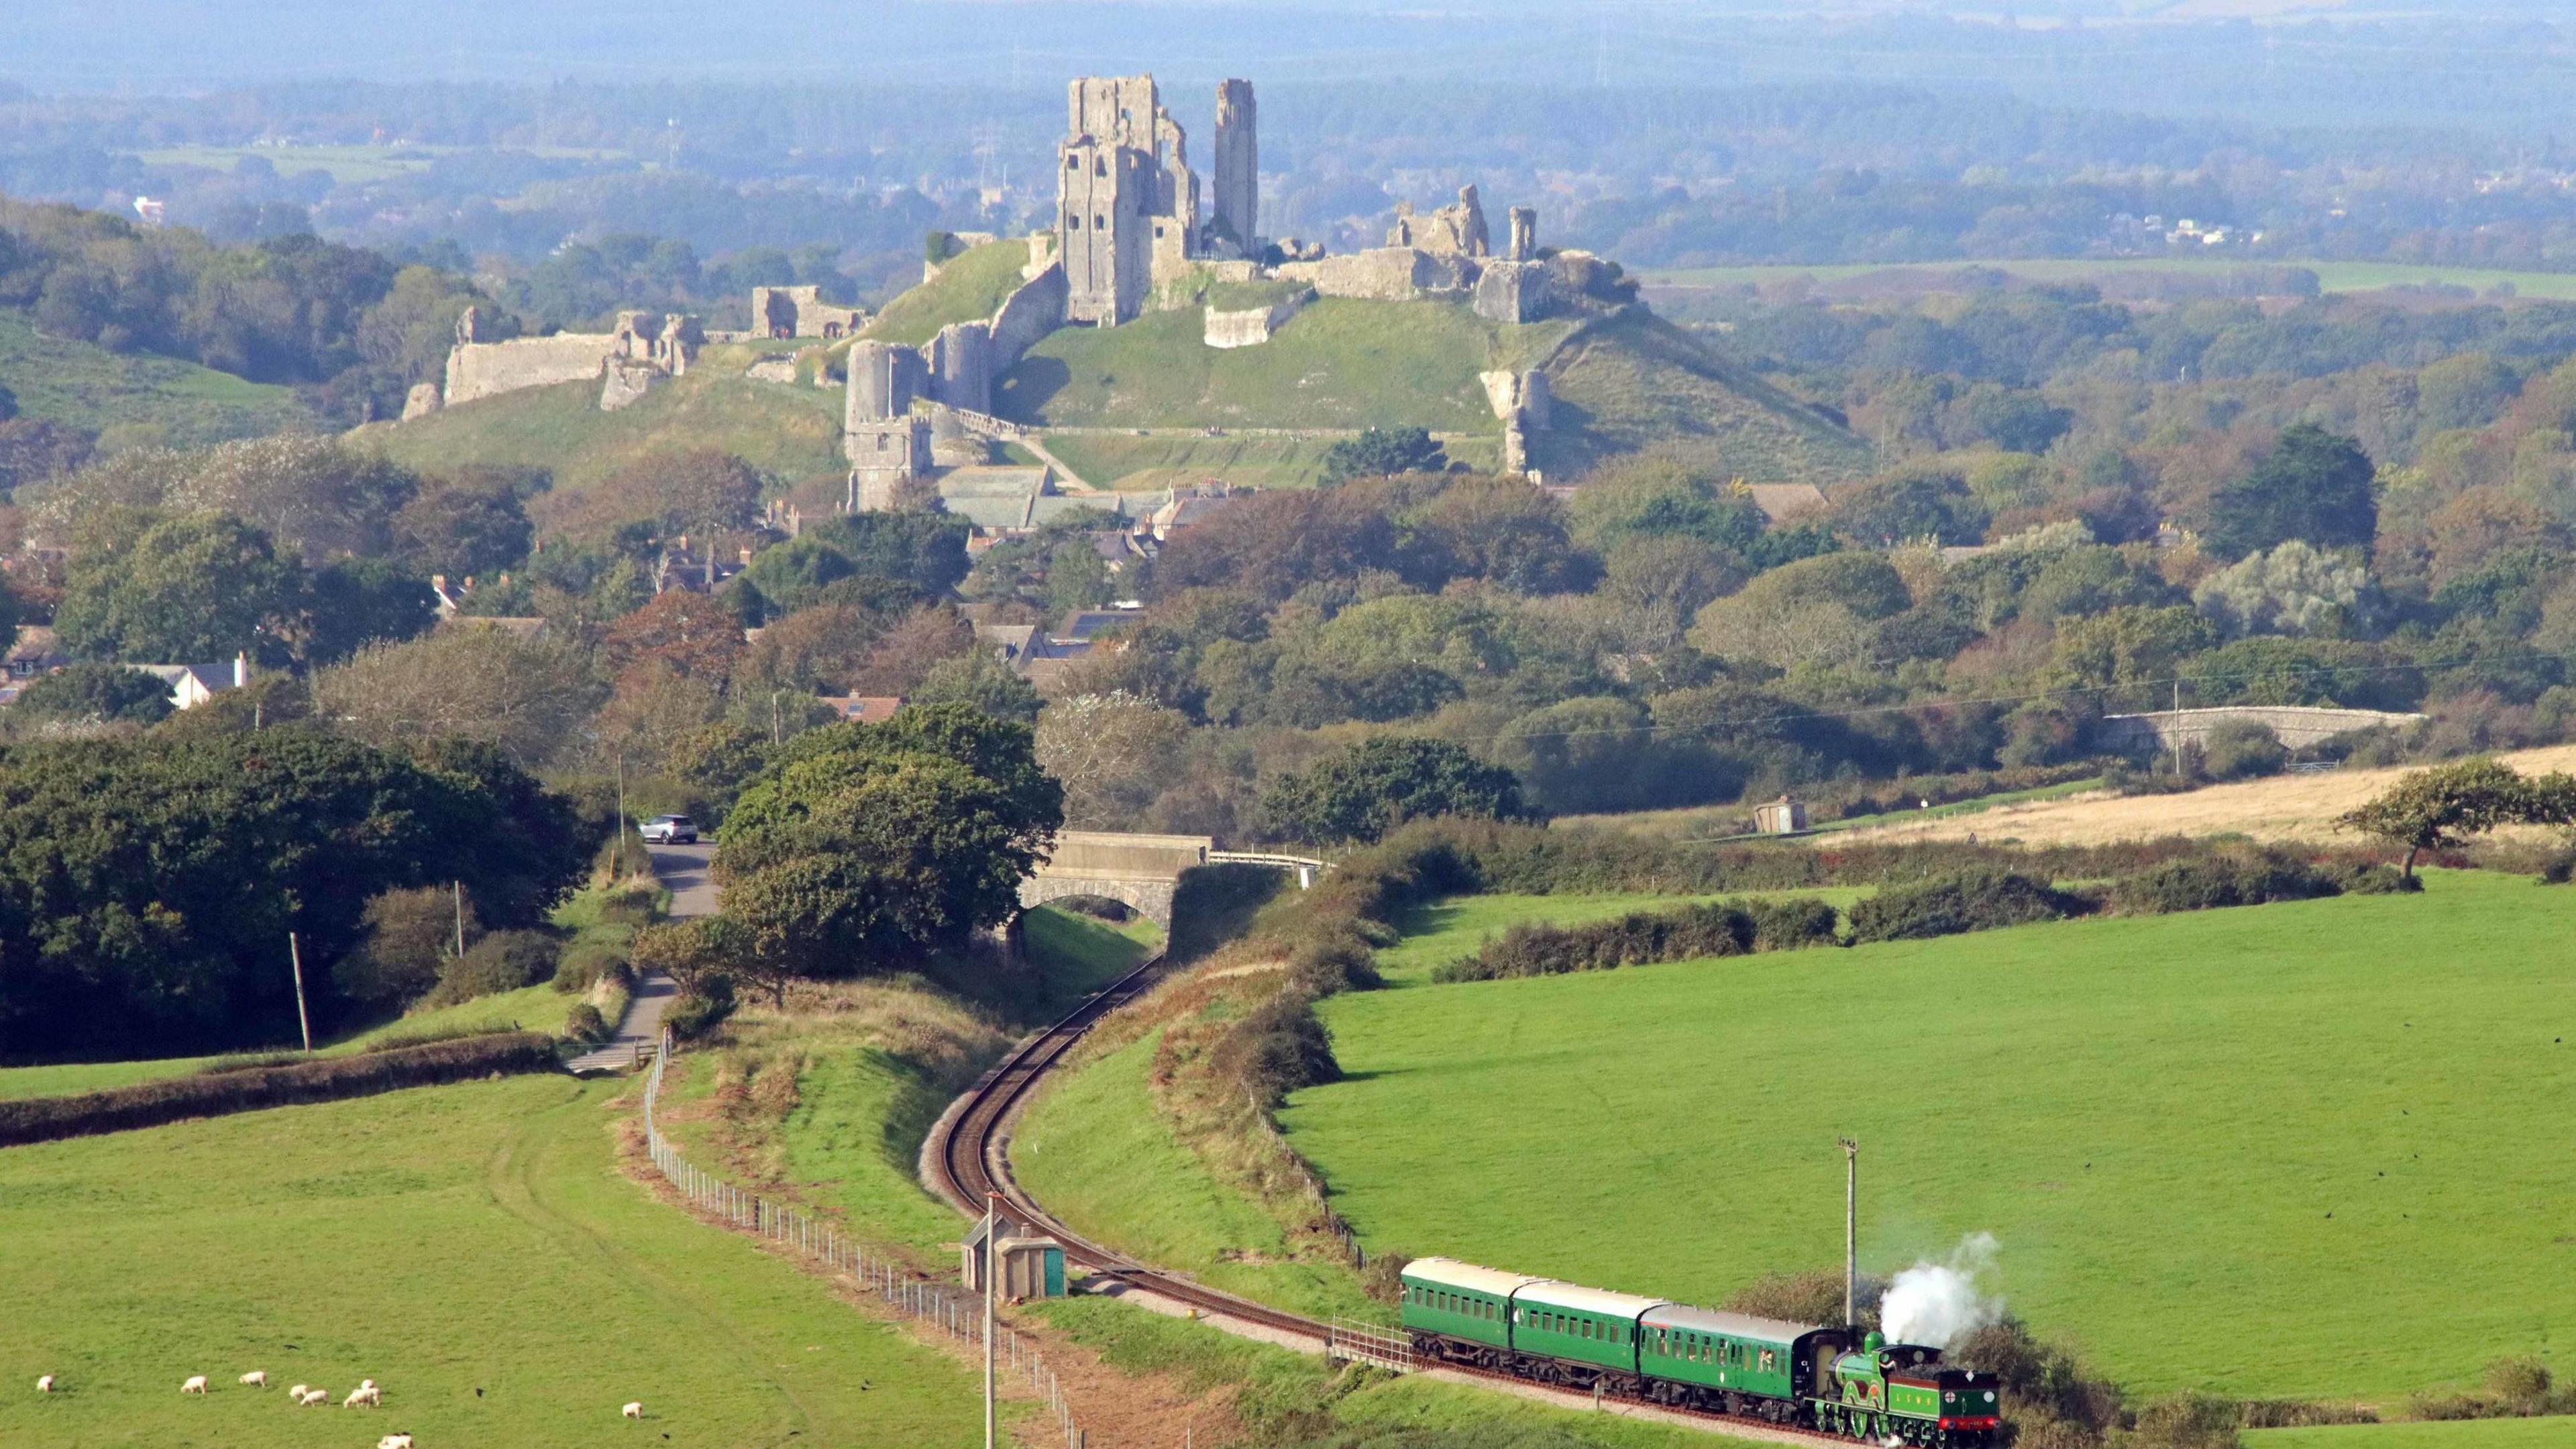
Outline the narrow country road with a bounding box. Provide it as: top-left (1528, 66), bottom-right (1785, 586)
top-left (568, 841), bottom-right (712, 1073)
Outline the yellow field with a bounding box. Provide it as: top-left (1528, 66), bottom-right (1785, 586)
top-left (1825, 744), bottom-right (2576, 849)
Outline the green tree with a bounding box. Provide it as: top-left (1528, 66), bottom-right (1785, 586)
top-left (908, 649), bottom-right (1042, 725)
top-left (2204, 424), bottom-right (2378, 561)
top-left (1320, 427), bottom-right (1445, 482)
top-left (714, 703), bottom-right (1062, 981)
top-left (1260, 736), bottom-right (1532, 844)
top-left (0, 729), bottom-right (585, 1057)
top-left (10, 661), bottom-right (174, 725)
top-left (2337, 757), bottom-right (2530, 877)
top-left (305, 557), bottom-right (438, 664)
top-left (390, 467), bottom-right (536, 580)
top-left (54, 510), bottom-right (307, 665)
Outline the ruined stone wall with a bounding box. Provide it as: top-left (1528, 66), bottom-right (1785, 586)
top-left (1273, 247), bottom-right (1472, 303)
top-left (987, 261), bottom-right (1069, 370)
top-left (1387, 184), bottom-right (1490, 257)
top-left (751, 285), bottom-right (865, 339)
top-left (1203, 291), bottom-right (1310, 348)
top-left (1474, 260), bottom-right (1551, 323)
top-left (845, 340), bottom-right (924, 427)
top-left (443, 333), bottom-right (620, 406)
top-left (1062, 139), bottom-right (1149, 324)
top-left (932, 321), bottom-right (993, 415)
top-left (1210, 79), bottom-right (1258, 256)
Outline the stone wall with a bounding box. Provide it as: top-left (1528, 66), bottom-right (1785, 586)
top-left (1474, 260), bottom-right (1550, 323)
top-left (1210, 78), bottom-right (1258, 256)
top-left (443, 332), bottom-right (622, 406)
top-left (2094, 705), bottom-right (2426, 755)
top-left (988, 260), bottom-right (1069, 370)
top-left (751, 285), bottom-right (865, 339)
top-left (1273, 246), bottom-right (1472, 302)
top-left (1203, 290), bottom-right (1311, 348)
top-left (932, 320), bottom-right (993, 415)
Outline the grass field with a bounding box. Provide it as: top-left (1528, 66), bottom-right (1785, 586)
top-left (1554, 777), bottom-right (2108, 841)
top-left (1373, 888), bottom-right (1868, 984)
top-left (1278, 869), bottom-right (2576, 1403)
top-left (2249, 1418), bottom-right (2576, 1447)
top-left (1035, 429), bottom-right (1505, 491)
top-left (354, 351), bottom-right (844, 493)
top-left (863, 241), bottom-right (1032, 348)
top-left (995, 299), bottom-right (1536, 433)
top-left (1637, 258), bottom-right (2576, 301)
top-left (0, 309), bottom-right (314, 446)
top-left (0, 1073), bottom-right (991, 1446)
top-left (1831, 743), bottom-right (2576, 849)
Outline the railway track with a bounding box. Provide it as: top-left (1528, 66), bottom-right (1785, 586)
top-left (920, 951), bottom-right (1882, 1447)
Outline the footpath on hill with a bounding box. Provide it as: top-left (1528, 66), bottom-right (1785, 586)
top-left (569, 841), bottom-right (709, 1073)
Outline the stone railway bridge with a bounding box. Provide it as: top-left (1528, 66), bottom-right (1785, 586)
top-left (1016, 830), bottom-right (1330, 928)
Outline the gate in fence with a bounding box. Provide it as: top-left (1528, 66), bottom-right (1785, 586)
top-left (644, 1031), bottom-right (1093, 1447)
top-left (1326, 1320), bottom-right (1415, 1375)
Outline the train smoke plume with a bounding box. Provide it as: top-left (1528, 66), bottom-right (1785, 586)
top-left (1879, 1232), bottom-right (2003, 1348)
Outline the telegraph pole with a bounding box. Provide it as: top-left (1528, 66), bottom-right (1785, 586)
top-left (1840, 1138), bottom-right (1859, 1328)
top-left (288, 932), bottom-right (313, 1053)
top-left (453, 881), bottom-right (467, 959)
top-left (983, 1192), bottom-right (998, 1449)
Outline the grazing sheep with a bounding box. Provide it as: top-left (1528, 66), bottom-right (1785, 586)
top-left (377, 1436), bottom-right (414, 1449)
top-left (239, 1370), bottom-right (266, 1387)
top-left (344, 1383), bottom-right (382, 1408)
top-left (622, 1400), bottom-right (643, 1419)
top-left (180, 1375), bottom-right (209, 1395)
top-left (35, 1375), bottom-right (53, 1393)
top-left (298, 1387), bottom-right (330, 1406)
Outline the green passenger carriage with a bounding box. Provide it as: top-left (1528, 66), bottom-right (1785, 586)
top-left (1397, 1256), bottom-right (2000, 1447)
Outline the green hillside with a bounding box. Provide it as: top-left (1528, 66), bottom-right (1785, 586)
top-left (352, 342), bottom-right (845, 492)
top-left (0, 1075), bottom-right (987, 1447)
top-left (996, 299), bottom-right (1526, 433)
top-left (1277, 869), bottom-right (2576, 1403)
top-left (0, 310), bottom-right (314, 447)
top-left (1532, 309), bottom-right (1872, 482)
top-left (863, 240), bottom-right (1032, 347)
top-left (1038, 430), bottom-right (1503, 492)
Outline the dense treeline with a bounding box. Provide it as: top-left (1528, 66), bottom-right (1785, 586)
top-left (0, 731), bottom-right (588, 1059)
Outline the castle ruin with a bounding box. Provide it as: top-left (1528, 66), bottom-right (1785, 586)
top-left (1057, 75), bottom-right (1259, 325)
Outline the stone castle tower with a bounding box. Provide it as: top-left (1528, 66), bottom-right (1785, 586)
top-left (1210, 79), bottom-right (1258, 259)
top-left (1058, 75), bottom-right (1255, 325)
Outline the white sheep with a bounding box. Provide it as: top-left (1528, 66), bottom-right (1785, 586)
top-left (288, 1383), bottom-right (309, 1400)
top-left (377, 1436), bottom-right (415, 1449)
top-left (180, 1375), bottom-right (209, 1395)
top-left (622, 1400), bottom-right (644, 1419)
top-left (344, 1383), bottom-right (382, 1408)
top-left (35, 1374), bottom-right (53, 1393)
top-left (298, 1387), bottom-right (330, 1406)
top-left (239, 1369), bottom-right (266, 1388)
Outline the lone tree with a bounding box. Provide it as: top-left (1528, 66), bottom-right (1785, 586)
top-left (2204, 424), bottom-right (2378, 561)
top-left (2337, 757), bottom-right (2576, 877)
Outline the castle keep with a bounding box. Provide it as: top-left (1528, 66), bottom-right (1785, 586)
top-left (1058, 75), bottom-right (1260, 325)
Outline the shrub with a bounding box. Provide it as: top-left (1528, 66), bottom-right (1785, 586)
top-left (1724, 1268), bottom-right (1884, 1331)
top-left (2108, 849), bottom-right (2339, 914)
top-left (1747, 896), bottom-right (1843, 951)
top-left (564, 1002), bottom-right (610, 1044)
top-left (361, 1020), bottom-right (527, 1053)
top-left (335, 885), bottom-right (476, 1012)
top-left (1208, 989), bottom-right (1339, 1107)
top-left (2328, 861), bottom-right (2419, 895)
top-left (1845, 870), bottom-right (2088, 943)
top-left (195, 1051), bottom-right (308, 1076)
top-left (665, 973), bottom-right (737, 1040)
top-left (0, 1034), bottom-right (559, 1146)
top-left (2200, 720), bottom-right (2290, 781)
top-left (426, 928), bottom-right (562, 1006)
top-left (553, 941), bottom-right (633, 994)
top-left (1287, 936), bottom-right (1381, 996)
top-left (1436, 904), bottom-right (1756, 983)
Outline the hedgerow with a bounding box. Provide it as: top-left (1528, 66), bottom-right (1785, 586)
top-left (0, 1032), bottom-right (560, 1146)
top-left (1845, 869), bottom-right (2090, 943)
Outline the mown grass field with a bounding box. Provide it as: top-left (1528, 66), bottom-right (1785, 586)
top-left (0, 309), bottom-right (313, 445)
top-left (1533, 309), bottom-right (1871, 483)
top-left (1036, 429), bottom-right (1504, 491)
top-left (1279, 870), bottom-right (2576, 1402)
top-left (0, 1074), bottom-right (991, 1446)
top-left (354, 352), bottom-right (844, 493)
top-left (1638, 257), bottom-right (2576, 301)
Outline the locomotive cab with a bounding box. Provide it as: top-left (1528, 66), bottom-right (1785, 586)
top-left (1820, 1333), bottom-right (2000, 1446)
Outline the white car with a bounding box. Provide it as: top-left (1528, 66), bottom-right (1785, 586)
top-left (639, 814), bottom-right (698, 845)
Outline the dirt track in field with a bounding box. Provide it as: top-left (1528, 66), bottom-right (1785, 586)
top-left (1824, 742), bottom-right (2576, 849)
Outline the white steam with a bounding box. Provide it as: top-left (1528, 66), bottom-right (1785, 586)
top-left (1878, 1232), bottom-right (2004, 1348)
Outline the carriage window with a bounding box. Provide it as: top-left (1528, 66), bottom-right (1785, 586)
top-left (1761, 1350), bottom-right (1778, 1372)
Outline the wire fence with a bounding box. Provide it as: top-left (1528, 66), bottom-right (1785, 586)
top-left (643, 1030), bottom-right (1093, 1448)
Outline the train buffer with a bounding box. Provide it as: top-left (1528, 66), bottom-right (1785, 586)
top-left (1328, 1320), bottom-right (1416, 1374)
